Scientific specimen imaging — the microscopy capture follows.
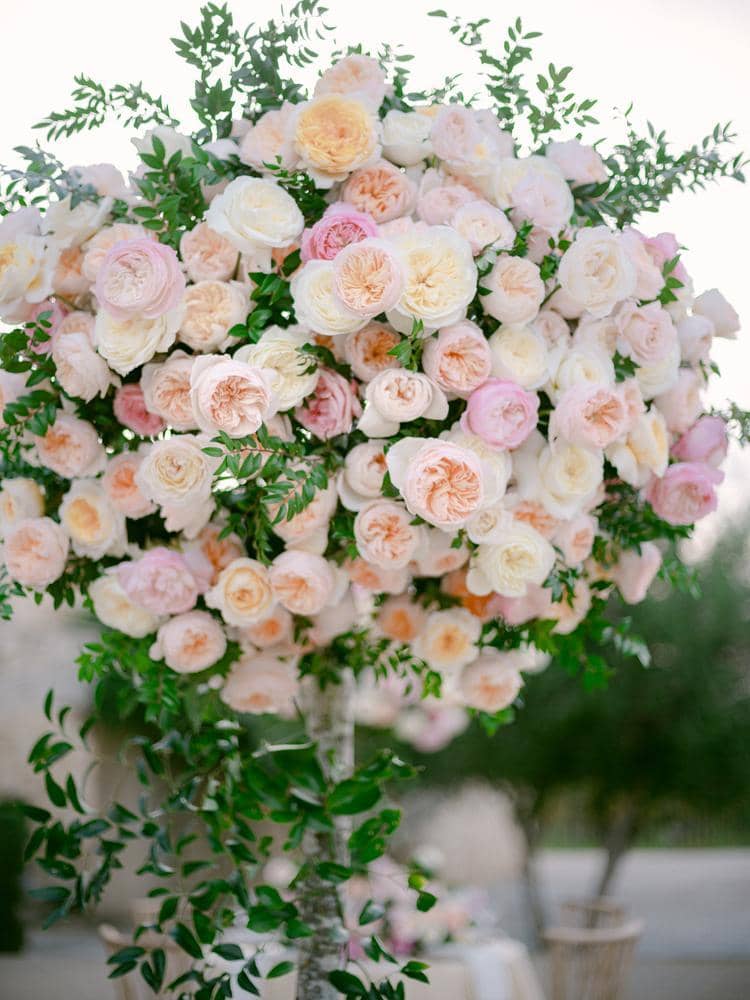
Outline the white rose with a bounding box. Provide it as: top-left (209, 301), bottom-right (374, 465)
top-left (338, 440), bottom-right (387, 511)
top-left (205, 557), bottom-right (276, 626)
top-left (0, 229), bottom-right (57, 321)
top-left (411, 608), bottom-right (481, 673)
top-left (382, 109), bottom-right (433, 166)
top-left (606, 407), bottom-right (669, 487)
top-left (358, 369), bottom-right (448, 437)
top-left (488, 324), bottom-right (550, 390)
top-left (235, 325), bottom-right (319, 410)
top-left (291, 259), bottom-right (365, 337)
top-left (547, 345), bottom-right (615, 402)
top-left (94, 308), bottom-right (181, 376)
top-left (692, 288), bottom-right (740, 339)
top-left (52, 331), bottom-right (118, 401)
top-left (43, 194), bottom-right (112, 248)
top-left (537, 441), bottom-right (604, 517)
top-left (482, 255), bottom-right (545, 326)
top-left (0, 478), bottom-right (44, 535)
top-left (466, 520), bottom-right (555, 598)
top-left (206, 176), bottom-right (304, 253)
top-left (136, 435), bottom-right (216, 509)
top-left (89, 569), bottom-right (162, 638)
top-left (558, 226), bottom-right (636, 318)
top-left (133, 126), bottom-right (193, 159)
top-left (677, 315), bottom-right (713, 364)
top-left (59, 479), bottom-right (127, 559)
top-left (634, 343), bottom-right (680, 400)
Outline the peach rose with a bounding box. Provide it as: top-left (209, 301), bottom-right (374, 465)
top-left (550, 383), bottom-right (629, 449)
top-left (610, 542), bottom-right (662, 604)
top-left (3, 516), bottom-right (68, 588)
top-left (239, 606), bottom-right (294, 649)
top-left (220, 653), bottom-right (299, 716)
top-left (386, 437), bottom-right (485, 530)
top-left (34, 414), bottom-right (104, 479)
top-left (180, 223), bottom-right (239, 283)
top-left (55, 310), bottom-right (95, 342)
top-left (179, 280), bottom-right (248, 353)
top-left (460, 653), bottom-right (523, 712)
top-left (422, 321), bottom-right (492, 398)
top-left (102, 450), bottom-right (156, 519)
top-left (412, 607), bottom-right (481, 673)
top-left (554, 513), bottom-right (597, 566)
top-left (140, 350), bottom-right (197, 431)
top-left (59, 479), bottom-right (126, 559)
top-left (269, 550), bottom-right (338, 615)
top-left (342, 159), bottom-right (417, 223)
top-left (314, 54), bottom-right (387, 112)
top-left (190, 355), bottom-right (276, 438)
top-left (332, 238), bottom-right (403, 317)
top-left (346, 556), bottom-right (410, 595)
top-left (293, 94), bottom-right (380, 184)
top-left (117, 547), bottom-right (199, 615)
top-left (376, 595), bottom-right (427, 643)
top-left (53, 245), bottom-right (90, 297)
top-left (354, 500), bottom-right (421, 570)
top-left (412, 526), bottom-right (470, 577)
top-left (150, 610), bottom-right (226, 673)
top-left (181, 522), bottom-right (245, 590)
top-left (95, 238), bottom-right (185, 320)
top-left (343, 323), bottom-right (401, 381)
top-left (482, 255), bottom-right (544, 326)
top-left (113, 383), bottom-right (165, 435)
top-left (239, 102), bottom-right (298, 172)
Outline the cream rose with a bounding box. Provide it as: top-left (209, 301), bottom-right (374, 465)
top-left (136, 435), bottom-right (216, 509)
top-left (291, 259), bottom-right (365, 337)
top-left (607, 406), bottom-right (669, 487)
top-left (206, 176), bottom-right (304, 253)
top-left (422, 321), bottom-right (492, 398)
top-left (235, 325), bottom-right (319, 410)
top-left (179, 280), bottom-right (248, 353)
top-left (537, 441), bottom-right (604, 517)
top-left (482, 256), bottom-right (545, 326)
top-left (451, 200), bottom-right (516, 255)
top-left (52, 331), bottom-right (117, 402)
top-left (59, 479), bottom-right (127, 559)
top-left (547, 345), bottom-right (615, 402)
top-left (89, 569), bottom-right (162, 638)
top-left (488, 325), bottom-right (550, 390)
top-left (359, 369), bottom-right (448, 437)
top-left (466, 520), bottom-right (555, 598)
top-left (381, 109), bottom-right (433, 166)
top-left (3, 516), bottom-right (69, 589)
top-left (558, 226), bottom-right (636, 318)
top-left (338, 440), bottom-right (387, 511)
top-left (205, 557), bottom-right (276, 626)
top-left (93, 309), bottom-right (181, 376)
top-left (0, 478), bottom-right (44, 534)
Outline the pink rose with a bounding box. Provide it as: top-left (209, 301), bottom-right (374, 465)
top-left (609, 542), bottom-right (663, 604)
top-left (653, 367), bottom-right (702, 435)
top-left (3, 517), bottom-right (69, 589)
top-left (354, 500), bottom-right (422, 570)
top-left (269, 550), bottom-right (338, 615)
top-left (95, 238), bottom-right (185, 319)
top-left (642, 232), bottom-right (689, 284)
top-left (617, 302), bottom-right (678, 366)
top-left (34, 414), bottom-right (104, 479)
top-left (190, 355), bottom-right (276, 438)
top-left (117, 547), bottom-right (199, 615)
top-left (113, 383), bottom-right (165, 436)
top-left (545, 139), bottom-right (607, 185)
top-left (386, 438), bottom-right (486, 530)
top-left (150, 610), bottom-right (227, 674)
top-left (461, 378), bottom-right (539, 450)
top-left (180, 223), bottom-right (239, 283)
top-left (550, 383), bottom-right (629, 449)
top-left (220, 653), bottom-right (299, 717)
top-left (300, 203), bottom-right (379, 262)
top-left (295, 367), bottom-right (360, 440)
top-left (646, 462), bottom-right (723, 526)
top-left (417, 183), bottom-right (476, 226)
top-left (672, 415), bottom-right (728, 467)
top-left (422, 321), bottom-right (492, 398)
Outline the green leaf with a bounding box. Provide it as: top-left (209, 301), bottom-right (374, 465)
top-left (327, 779), bottom-right (381, 816)
top-left (171, 922), bottom-right (204, 959)
top-left (267, 960), bottom-right (294, 979)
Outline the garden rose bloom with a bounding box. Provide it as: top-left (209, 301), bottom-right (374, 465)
top-left (617, 302), bottom-right (678, 366)
top-left (412, 526), bottom-right (470, 578)
top-left (422, 321), bottom-right (492, 398)
top-left (34, 414), bottom-right (104, 479)
top-left (93, 309), bottom-right (181, 376)
top-left (381, 109), bottom-right (433, 166)
top-left (53, 245), bottom-right (89, 297)
top-left (270, 474), bottom-right (337, 550)
top-left (301, 204), bottom-right (379, 262)
top-left (482, 255), bottom-right (544, 324)
top-left (269, 550), bottom-right (338, 615)
top-left (113, 383), bottom-right (165, 436)
top-left (610, 542), bottom-right (662, 605)
top-left (646, 462), bottom-right (723, 525)
top-left (672, 415), bottom-right (728, 467)
top-left (52, 331), bottom-right (116, 402)
top-left (181, 523), bottom-right (245, 590)
top-left (431, 105), bottom-right (512, 178)
top-left (342, 159), bottom-right (417, 223)
top-left (141, 351), bottom-right (197, 431)
top-left (412, 607), bottom-right (482, 673)
top-left (0, 478), bottom-right (44, 533)
top-left (460, 653), bottom-right (523, 712)
top-left (190, 355), bottom-right (276, 438)
top-left (387, 438), bottom-right (486, 530)
top-left (204, 557), bottom-right (276, 626)
top-left (346, 556), bottom-right (410, 595)
top-left (417, 182), bottom-right (476, 226)
top-left (550, 383), bottom-right (629, 449)
top-left (295, 367), bottom-right (360, 439)
top-left (179, 280), bottom-right (248, 352)
top-left (180, 223), bottom-right (239, 283)
top-left (339, 440), bottom-right (387, 511)
top-left (354, 500), bottom-right (421, 569)
top-left (359, 369), bottom-right (447, 437)
top-left (554, 513), bottom-right (597, 566)
top-left (692, 288), bottom-right (740, 339)
top-left (547, 345), bottom-right (615, 402)
top-left (314, 54), bottom-right (386, 111)
top-left (620, 228), bottom-right (664, 302)
top-left (344, 323), bottom-right (401, 381)
top-left (608, 407), bottom-right (669, 488)
top-left (461, 378), bottom-right (538, 451)
top-left (332, 238), bottom-right (403, 316)
top-left (488, 325), bottom-right (550, 390)
top-left (294, 94), bottom-right (380, 183)
top-left (136, 435), bottom-right (215, 509)
top-left (150, 611), bottom-right (226, 674)
top-left (389, 225), bottom-right (476, 330)
top-left (291, 259), bottom-right (365, 337)
top-left (59, 479), bottom-right (126, 559)
top-left (509, 161), bottom-right (573, 234)
top-left (558, 227), bottom-right (636, 318)
top-left (676, 315), bottom-right (713, 365)
top-left (451, 200), bottom-right (515, 255)
top-left (239, 103), bottom-right (299, 173)
top-left (89, 569), bottom-right (162, 638)
top-left (235, 326), bottom-right (319, 410)
top-left (95, 238), bottom-right (185, 320)
top-left (376, 595), bottom-right (427, 642)
top-left (545, 139), bottom-right (607, 185)
top-left (537, 441), bottom-right (604, 517)
top-left (206, 176), bottom-right (304, 252)
top-left (102, 450), bottom-right (155, 519)
top-left (117, 547), bottom-right (199, 615)
top-left (240, 606), bottom-right (294, 649)
top-left (82, 223), bottom-right (156, 283)
top-left (55, 310), bottom-right (95, 342)
top-left (466, 519), bottom-right (555, 598)
top-left (654, 368), bottom-right (702, 435)
top-left (221, 653), bottom-right (299, 716)
top-left (3, 516), bottom-right (69, 588)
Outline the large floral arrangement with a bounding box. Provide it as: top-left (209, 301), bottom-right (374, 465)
top-left (1, 4), bottom-right (747, 999)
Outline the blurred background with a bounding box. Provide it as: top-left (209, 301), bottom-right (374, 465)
top-left (1, 1), bottom-right (749, 998)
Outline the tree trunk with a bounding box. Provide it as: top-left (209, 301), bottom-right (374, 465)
top-left (295, 670), bottom-right (355, 1000)
top-left (594, 802), bottom-right (639, 900)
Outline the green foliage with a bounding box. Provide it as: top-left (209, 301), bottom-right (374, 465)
top-left (35, 77), bottom-right (176, 141)
top-left (0, 146), bottom-right (101, 215)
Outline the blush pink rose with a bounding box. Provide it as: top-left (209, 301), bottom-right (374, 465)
top-left (180, 223), bottom-right (239, 283)
top-left (550, 383), bottom-right (629, 449)
top-left (654, 368), bottom-right (703, 435)
top-left (102, 450), bottom-right (156, 519)
top-left (422, 321), bottom-right (492, 398)
top-left (269, 550), bottom-right (337, 615)
top-left (461, 378), bottom-right (539, 450)
top-left (417, 183), bottom-right (476, 226)
top-left (646, 462), bottom-right (723, 525)
top-left (34, 414), bottom-right (104, 479)
top-left (354, 500), bottom-right (421, 570)
top-left (190, 355), bottom-right (276, 438)
top-left (150, 610), bottom-right (227, 673)
top-left (294, 367), bottom-right (361, 440)
top-left (386, 438), bottom-right (486, 530)
top-left (95, 238), bottom-right (185, 319)
top-left (332, 238), bottom-right (403, 317)
top-left (642, 231), bottom-right (689, 284)
top-left (672, 415), bottom-right (728, 467)
top-left (113, 383), bottom-right (165, 436)
top-left (617, 302), bottom-right (678, 366)
top-left (342, 160), bottom-right (417, 223)
top-left (117, 547), bottom-right (199, 615)
top-left (610, 542), bottom-right (663, 604)
top-left (3, 516), bottom-right (69, 589)
top-left (300, 203), bottom-right (379, 262)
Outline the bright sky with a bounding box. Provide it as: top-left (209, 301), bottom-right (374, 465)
top-left (3, 0), bottom-right (749, 537)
